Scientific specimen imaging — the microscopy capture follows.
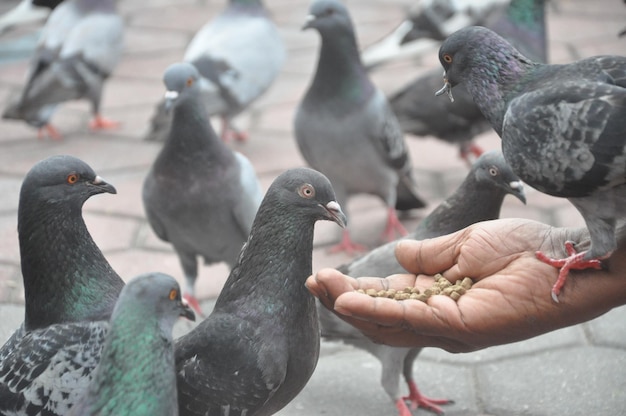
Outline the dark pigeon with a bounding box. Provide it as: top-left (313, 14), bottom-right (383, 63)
top-left (174, 167), bottom-right (347, 416)
top-left (436, 25), bottom-right (626, 301)
top-left (389, 0), bottom-right (547, 163)
top-left (318, 150), bottom-right (526, 416)
top-left (361, 0), bottom-right (512, 69)
top-left (143, 62), bottom-right (263, 315)
top-left (2, 0), bottom-right (124, 139)
top-left (294, 0), bottom-right (426, 254)
top-left (68, 273), bottom-right (195, 416)
top-left (0, 155), bottom-right (125, 415)
top-left (144, 0), bottom-right (286, 142)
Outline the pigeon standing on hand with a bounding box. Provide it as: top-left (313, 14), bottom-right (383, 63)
top-left (144, 0), bottom-right (286, 142)
top-left (174, 167), bottom-right (347, 416)
top-left (389, 0), bottom-right (547, 163)
top-left (0, 155), bottom-right (127, 415)
top-left (318, 150), bottom-right (526, 416)
top-left (436, 25), bottom-right (626, 301)
top-left (143, 62), bottom-right (264, 315)
top-left (294, 0), bottom-right (426, 254)
top-left (2, 0), bottom-right (124, 139)
top-left (68, 273), bottom-right (195, 416)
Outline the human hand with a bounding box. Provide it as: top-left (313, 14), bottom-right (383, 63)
top-left (307, 218), bottom-right (626, 352)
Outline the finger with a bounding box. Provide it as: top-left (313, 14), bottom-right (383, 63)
top-left (395, 232), bottom-right (465, 275)
top-left (305, 268), bottom-right (358, 309)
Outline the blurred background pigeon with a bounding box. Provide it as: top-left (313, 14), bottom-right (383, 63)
top-left (174, 167), bottom-right (346, 416)
top-left (68, 273), bottom-right (195, 416)
top-left (143, 62), bottom-right (263, 316)
top-left (388, 0), bottom-right (547, 164)
top-left (294, 0), bottom-right (426, 254)
top-left (144, 0), bottom-right (286, 143)
top-left (318, 150), bottom-right (526, 416)
top-left (0, 0), bottom-right (62, 35)
top-left (1, 0), bottom-right (124, 139)
top-left (436, 25), bottom-right (626, 301)
top-left (0, 155), bottom-right (123, 373)
top-left (361, 0), bottom-right (511, 69)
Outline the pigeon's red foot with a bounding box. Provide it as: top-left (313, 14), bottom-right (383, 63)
top-left (183, 293), bottom-right (205, 318)
top-left (460, 141), bottom-right (484, 165)
top-left (328, 230), bottom-right (367, 255)
top-left (37, 124), bottom-right (62, 140)
top-left (89, 115), bottom-right (120, 130)
top-left (220, 128), bottom-right (249, 142)
top-left (382, 207), bottom-right (408, 243)
top-left (536, 241), bottom-right (604, 302)
top-left (401, 381), bottom-right (453, 415)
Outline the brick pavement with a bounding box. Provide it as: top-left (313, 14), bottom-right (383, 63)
top-left (0, 0), bottom-right (625, 415)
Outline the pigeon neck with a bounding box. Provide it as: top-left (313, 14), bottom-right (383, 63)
top-left (86, 308), bottom-right (177, 414)
top-left (217, 200), bottom-right (315, 308)
top-left (18, 198), bottom-right (124, 331)
top-left (307, 29), bottom-right (374, 108)
top-left (489, 0), bottom-right (547, 62)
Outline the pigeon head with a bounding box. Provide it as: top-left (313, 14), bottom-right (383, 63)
top-left (163, 62), bottom-right (201, 110)
top-left (303, 0), bottom-right (354, 36)
top-left (20, 155), bottom-right (116, 206)
top-left (472, 150), bottom-right (526, 204)
top-left (435, 26), bottom-right (532, 102)
top-left (268, 167), bottom-right (347, 228)
top-left (115, 272), bottom-right (196, 327)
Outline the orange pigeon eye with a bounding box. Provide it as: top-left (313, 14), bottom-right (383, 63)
top-left (169, 289), bottom-right (178, 300)
top-left (186, 77), bottom-right (194, 87)
top-left (443, 53), bottom-right (453, 63)
top-left (66, 173), bottom-right (79, 184)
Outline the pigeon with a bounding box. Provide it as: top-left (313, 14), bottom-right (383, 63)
top-left (2, 0), bottom-right (124, 139)
top-left (435, 25), bottom-right (626, 301)
top-left (0, 155), bottom-right (128, 415)
top-left (142, 62), bottom-right (264, 316)
top-left (174, 167), bottom-right (347, 416)
top-left (144, 0), bottom-right (286, 143)
top-left (68, 272), bottom-right (195, 416)
top-left (318, 150), bottom-right (526, 416)
top-left (294, 0), bottom-right (426, 254)
top-left (0, 0), bottom-right (63, 35)
top-left (361, 0), bottom-right (511, 69)
top-left (0, 272), bottom-right (193, 416)
top-left (389, 0), bottom-right (547, 163)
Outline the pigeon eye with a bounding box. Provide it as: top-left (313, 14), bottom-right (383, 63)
top-left (443, 53), bottom-right (453, 64)
top-left (489, 167), bottom-right (499, 176)
top-left (298, 184), bottom-right (315, 199)
top-left (186, 77), bottom-right (194, 87)
top-left (66, 173), bottom-right (79, 184)
top-left (323, 7), bottom-right (334, 16)
top-left (169, 289), bottom-right (178, 301)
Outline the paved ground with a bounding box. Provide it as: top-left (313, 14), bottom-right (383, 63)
top-left (0, 0), bottom-right (625, 415)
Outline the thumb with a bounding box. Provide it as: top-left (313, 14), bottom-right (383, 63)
top-left (395, 231), bottom-right (465, 276)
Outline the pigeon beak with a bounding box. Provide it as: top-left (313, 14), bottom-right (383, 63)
top-left (324, 200), bottom-right (347, 228)
top-left (509, 180), bottom-right (527, 204)
top-left (302, 14), bottom-right (316, 30)
top-left (435, 71), bottom-right (454, 102)
top-left (164, 90), bottom-right (179, 111)
top-left (179, 297), bottom-right (196, 322)
top-left (89, 175), bottom-right (117, 195)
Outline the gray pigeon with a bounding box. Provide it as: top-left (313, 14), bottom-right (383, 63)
top-left (0, 0), bottom-right (62, 35)
top-left (142, 62), bottom-right (264, 315)
top-left (389, 0), bottom-right (547, 163)
top-left (68, 272), bottom-right (195, 416)
top-left (436, 25), bottom-right (626, 301)
top-left (0, 155), bottom-right (124, 375)
top-left (144, 0), bottom-right (286, 142)
top-left (361, 0), bottom-right (511, 69)
top-left (2, 0), bottom-right (124, 139)
top-left (294, 0), bottom-right (426, 254)
top-left (318, 150), bottom-right (526, 416)
top-left (174, 167), bottom-right (347, 416)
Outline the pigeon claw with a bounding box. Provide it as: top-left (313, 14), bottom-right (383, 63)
top-left (89, 115), bottom-right (120, 131)
top-left (328, 230), bottom-right (367, 255)
top-left (535, 242), bottom-right (604, 303)
top-left (37, 124), bottom-right (62, 141)
top-left (183, 293), bottom-right (206, 318)
top-left (382, 207), bottom-right (408, 243)
top-left (401, 381), bottom-right (453, 415)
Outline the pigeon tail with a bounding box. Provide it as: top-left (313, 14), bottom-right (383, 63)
top-left (535, 241), bottom-right (605, 302)
top-left (395, 177), bottom-right (427, 211)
